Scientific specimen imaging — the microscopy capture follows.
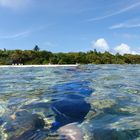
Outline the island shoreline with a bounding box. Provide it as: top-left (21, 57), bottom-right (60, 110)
top-left (0, 64), bottom-right (79, 68)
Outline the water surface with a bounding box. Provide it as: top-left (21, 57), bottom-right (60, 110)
top-left (0, 65), bottom-right (140, 140)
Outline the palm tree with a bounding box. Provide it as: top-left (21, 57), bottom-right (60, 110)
top-left (33, 45), bottom-right (40, 51)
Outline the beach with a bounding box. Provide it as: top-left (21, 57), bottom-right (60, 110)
top-left (0, 64), bottom-right (79, 68)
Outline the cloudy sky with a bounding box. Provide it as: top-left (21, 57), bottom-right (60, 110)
top-left (0, 0), bottom-right (140, 54)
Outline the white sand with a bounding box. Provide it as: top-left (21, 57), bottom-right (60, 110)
top-left (0, 64), bottom-right (79, 68)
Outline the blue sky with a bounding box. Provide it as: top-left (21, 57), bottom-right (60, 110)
top-left (0, 0), bottom-right (140, 54)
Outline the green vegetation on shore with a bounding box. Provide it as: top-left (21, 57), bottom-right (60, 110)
top-left (0, 46), bottom-right (140, 65)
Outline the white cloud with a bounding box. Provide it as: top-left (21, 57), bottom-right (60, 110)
top-left (114, 43), bottom-right (132, 54)
top-left (92, 38), bottom-right (140, 55)
top-left (114, 44), bottom-right (140, 55)
top-left (0, 31), bottom-right (31, 39)
top-left (92, 38), bottom-right (109, 52)
top-left (0, 26), bottom-right (46, 40)
top-left (110, 23), bottom-right (140, 29)
top-left (87, 2), bottom-right (140, 22)
top-left (110, 19), bottom-right (140, 29)
top-left (0, 0), bottom-right (31, 9)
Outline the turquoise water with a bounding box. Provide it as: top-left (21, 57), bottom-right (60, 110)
top-left (0, 65), bottom-right (140, 140)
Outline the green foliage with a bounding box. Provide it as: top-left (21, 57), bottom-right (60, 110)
top-left (0, 49), bottom-right (140, 65)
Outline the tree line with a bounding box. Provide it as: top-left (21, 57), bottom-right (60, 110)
top-left (0, 46), bottom-right (140, 65)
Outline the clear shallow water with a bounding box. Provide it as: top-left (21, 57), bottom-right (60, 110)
top-left (0, 65), bottom-right (140, 140)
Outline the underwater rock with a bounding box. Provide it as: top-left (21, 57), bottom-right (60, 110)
top-left (1, 80), bottom-right (93, 140)
top-left (52, 81), bottom-right (93, 97)
top-left (91, 128), bottom-right (140, 140)
top-left (2, 110), bottom-right (45, 140)
top-left (22, 94), bottom-right (91, 129)
top-left (124, 88), bottom-right (140, 95)
top-left (83, 114), bottom-right (140, 140)
top-left (51, 95), bottom-right (91, 128)
top-left (58, 123), bottom-right (84, 140)
top-left (1, 93), bottom-right (91, 139)
top-left (11, 129), bottom-right (48, 140)
top-left (90, 99), bottom-right (116, 109)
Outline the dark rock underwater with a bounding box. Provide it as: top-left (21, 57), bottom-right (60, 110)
top-left (0, 80), bottom-right (93, 140)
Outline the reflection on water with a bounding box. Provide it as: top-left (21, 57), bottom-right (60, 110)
top-left (0, 65), bottom-right (140, 140)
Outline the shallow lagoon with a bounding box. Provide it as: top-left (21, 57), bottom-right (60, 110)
top-left (0, 65), bottom-right (140, 140)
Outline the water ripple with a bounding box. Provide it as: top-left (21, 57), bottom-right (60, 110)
top-left (0, 65), bottom-right (140, 140)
